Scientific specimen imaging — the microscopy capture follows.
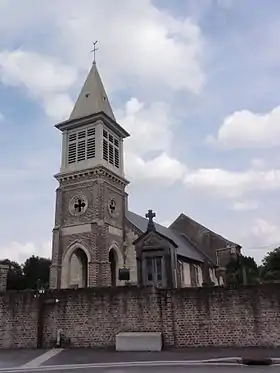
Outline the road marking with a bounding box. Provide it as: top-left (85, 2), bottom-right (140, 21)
top-left (20, 349), bottom-right (64, 369)
top-left (0, 359), bottom-right (243, 373)
top-left (1, 355), bottom-right (279, 373)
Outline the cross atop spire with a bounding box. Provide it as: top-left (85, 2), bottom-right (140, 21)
top-left (69, 61), bottom-right (115, 121)
top-left (90, 40), bottom-right (99, 64)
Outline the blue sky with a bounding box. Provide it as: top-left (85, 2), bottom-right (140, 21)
top-left (1, 0), bottom-right (280, 264)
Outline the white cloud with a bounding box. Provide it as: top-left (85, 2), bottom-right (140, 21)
top-left (119, 97), bottom-right (186, 184)
top-left (231, 200), bottom-right (259, 211)
top-left (125, 152), bottom-right (186, 185)
top-left (250, 158), bottom-right (265, 170)
top-left (211, 106), bottom-right (280, 148)
top-left (50, 0), bottom-right (205, 94)
top-left (0, 49), bottom-right (76, 121)
top-left (2, 0), bottom-right (278, 269)
top-left (235, 218), bottom-right (280, 264)
top-left (0, 0), bottom-right (205, 95)
top-left (184, 167), bottom-right (280, 198)
top-left (0, 112), bottom-right (4, 121)
top-left (227, 215), bottom-right (280, 264)
top-left (251, 218), bottom-right (280, 248)
top-left (158, 219), bottom-right (172, 227)
top-left (43, 93), bottom-right (74, 121)
top-left (118, 98), bottom-right (174, 155)
top-left (0, 241), bottom-right (51, 264)
top-left (0, 0), bottom-right (204, 188)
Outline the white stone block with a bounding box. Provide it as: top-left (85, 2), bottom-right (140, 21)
top-left (62, 224), bottom-right (91, 235)
top-left (109, 225), bottom-right (123, 237)
top-left (116, 332), bottom-right (162, 352)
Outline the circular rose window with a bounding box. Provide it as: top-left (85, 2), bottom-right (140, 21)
top-left (108, 198), bottom-right (119, 218)
top-left (69, 195), bottom-right (88, 216)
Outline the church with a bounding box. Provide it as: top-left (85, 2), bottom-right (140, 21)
top-left (49, 62), bottom-right (241, 290)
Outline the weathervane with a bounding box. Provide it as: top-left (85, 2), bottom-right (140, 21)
top-left (90, 40), bottom-right (99, 63)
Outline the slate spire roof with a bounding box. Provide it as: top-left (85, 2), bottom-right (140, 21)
top-left (69, 62), bottom-right (115, 121)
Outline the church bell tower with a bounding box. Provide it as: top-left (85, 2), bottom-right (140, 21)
top-left (49, 62), bottom-right (130, 289)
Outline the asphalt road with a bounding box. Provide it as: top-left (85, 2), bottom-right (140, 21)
top-left (41, 347), bottom-right (280, 366)
top-left (0, 348), bottom-right (280, 373)
top-left (0, 350), bottom-right (48, 369)
top-left (3, 367), bottom-right (279, 373)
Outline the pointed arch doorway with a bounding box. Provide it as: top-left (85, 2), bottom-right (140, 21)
top-left (69, 248), bottom-right (88, 288)
top-left (61, 243), bottom-right (90, 289)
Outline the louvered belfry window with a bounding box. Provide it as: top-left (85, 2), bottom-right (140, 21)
top-left (102, 129), bottom-right (120, 168)
top-left (67, 127), bottom-right (96, 164)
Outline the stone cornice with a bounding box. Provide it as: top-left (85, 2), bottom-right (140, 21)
top-left (54, 165), bottom-right (129, 187)
top-left (55, 112), bottom-right (130, 139)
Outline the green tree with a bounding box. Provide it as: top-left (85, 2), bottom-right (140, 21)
top-left (226, 255), bottom-right (259, 287)
top-left (22, 255), bottom-right (51, 290)
top-left (0, 259), bottom-right (24, 290)
top-left (260, 247), bottom-right (280, 282)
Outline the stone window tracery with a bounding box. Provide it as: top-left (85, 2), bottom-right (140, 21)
top-left (69, 195), bottom-right (88, 216)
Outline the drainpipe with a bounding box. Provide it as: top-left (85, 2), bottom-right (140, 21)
top-left (56, 329), bottom-right (63, 347)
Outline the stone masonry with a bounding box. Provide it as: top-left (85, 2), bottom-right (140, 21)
top-left (49, 61), bottom-right (130, 290)
top-left (0, 264), bottom-right (8, 292)
top-left (49, 167), bottom-right (128, 289)
top-left (1, 284), bottom-right (280, 349)
top-left (49, 62), bottom-right (242, 291)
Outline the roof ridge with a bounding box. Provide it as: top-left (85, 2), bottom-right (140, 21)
top-left (174, 213), bottom-right (239, 246)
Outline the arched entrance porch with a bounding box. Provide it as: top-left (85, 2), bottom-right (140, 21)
top-left (61, 243), bottom-right (90, 289)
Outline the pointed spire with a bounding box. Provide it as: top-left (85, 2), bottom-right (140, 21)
top-left (69, 62), bottom-right (115, 121)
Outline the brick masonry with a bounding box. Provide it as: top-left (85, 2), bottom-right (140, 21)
top-left (0, 291), bottom-right (38, 348)
top-left (1, 284), bottom-right (280, 349)
top-left (50, 166), bottom-right (128, 289)
top-left (0, 265), bottom-right (8, 292)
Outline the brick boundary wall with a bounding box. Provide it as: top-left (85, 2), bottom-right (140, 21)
top-left (0, 264), bottom-right (9, 292)
top-left (1, 284), bottom-right (280, 349)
